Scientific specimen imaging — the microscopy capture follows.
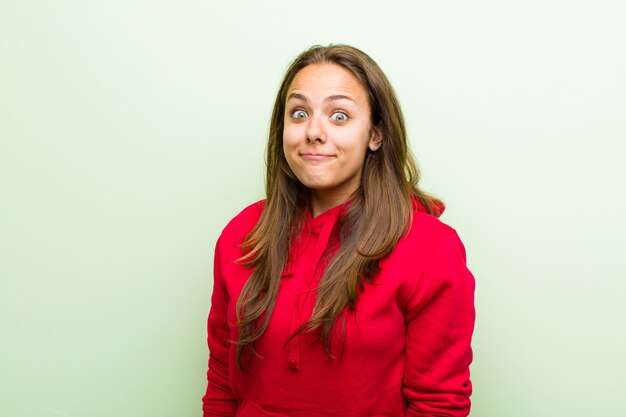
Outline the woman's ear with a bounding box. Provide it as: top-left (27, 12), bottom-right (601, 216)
top-left (368, 125), bottom-right (383, 151)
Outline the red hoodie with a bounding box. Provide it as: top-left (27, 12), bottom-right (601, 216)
top-left (202, 200), bottom-right (475, 417)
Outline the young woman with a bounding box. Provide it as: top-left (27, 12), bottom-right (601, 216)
top-left (202, 44), bottom-right (475, 417)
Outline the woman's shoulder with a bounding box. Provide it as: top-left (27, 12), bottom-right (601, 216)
top-left (400, 208), bottom-right (465, 257)
top-left (410, 210), bottom-right (456, 235)
top-left (406, 211), bottom-right (456, 242)
top-left (388, 208), bottom-right (471, 290)
top-left (218, 199), bottom-right (266, 245)
top-left (408, 197), bottom-right (457, 240)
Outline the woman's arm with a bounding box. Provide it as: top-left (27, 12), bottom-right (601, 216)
top-left (403, 231), bottom-right (476, 417)
top-left (202, 237), bottom-right (238, 416)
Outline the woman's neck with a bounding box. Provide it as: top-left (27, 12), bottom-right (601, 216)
top-left (309, 189), bottom-right (353, 218)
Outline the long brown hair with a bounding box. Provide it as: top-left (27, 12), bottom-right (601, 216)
top-left (234, 44), bottom-right (442, 369)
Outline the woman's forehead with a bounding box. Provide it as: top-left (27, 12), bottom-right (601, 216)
top-left (287, 63), bottom-right (368, 103)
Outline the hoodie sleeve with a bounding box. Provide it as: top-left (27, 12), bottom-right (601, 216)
top-left (202, 237), bottom-right (238, 416)
top-left (403, 231), bottom-right (475, 417)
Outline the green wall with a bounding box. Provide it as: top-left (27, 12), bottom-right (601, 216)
top-left (1, 1), bottom-right (625, 416)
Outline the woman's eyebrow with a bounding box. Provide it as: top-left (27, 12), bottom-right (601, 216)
top-left (325, 94), bottom-right (357, 104)
top-left (287, 92), bottom-right (308, 102)
top-left (286, 92), bottom-right (357, 104)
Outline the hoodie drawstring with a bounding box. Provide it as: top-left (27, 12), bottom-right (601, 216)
top-left (287, 210), bottom-right (339, 370)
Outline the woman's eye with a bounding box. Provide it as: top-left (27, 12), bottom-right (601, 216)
top-left (330, 112), bottom-right (348, 122)
top-left (291, 110), bottom-right (307, 119)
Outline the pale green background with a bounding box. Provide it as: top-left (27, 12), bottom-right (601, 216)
top-left (1, 0), bottom-right (625, 416)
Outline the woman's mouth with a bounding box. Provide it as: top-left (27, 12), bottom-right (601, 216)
top-left (300, 153), bottom-right (335, 161)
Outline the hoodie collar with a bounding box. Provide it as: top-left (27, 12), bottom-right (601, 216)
top-left (302, 201), bottom-right (350, 237)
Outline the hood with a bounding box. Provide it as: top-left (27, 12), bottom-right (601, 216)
top-left (412, 197), bottom-right (445, 218)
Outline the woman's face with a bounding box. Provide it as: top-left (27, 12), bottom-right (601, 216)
top-left (283, 63), bottom-right (381, 206)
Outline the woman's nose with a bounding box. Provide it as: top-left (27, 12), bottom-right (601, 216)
top-left (305, 114), bottom-right (326, 143)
